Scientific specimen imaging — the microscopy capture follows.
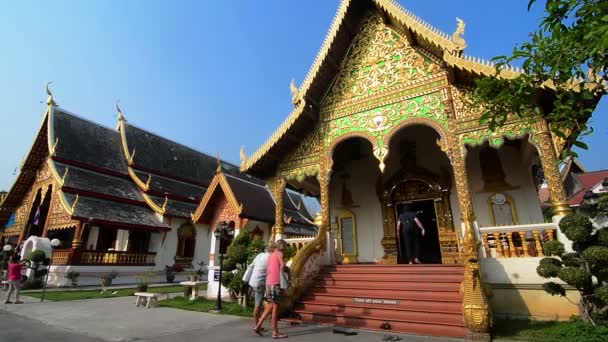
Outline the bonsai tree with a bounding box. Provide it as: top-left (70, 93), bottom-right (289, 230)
top-left (537, 213), bottom-right (608, 322)
top-left (22, 250), bottom-right (47, 289)
top-left (221, 233), bottom-right (267, 306)
top-left (65, 271), bottom-right (80, 287)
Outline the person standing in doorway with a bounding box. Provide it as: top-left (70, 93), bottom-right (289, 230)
top-left (254, 239), bottom-right (288, 339)
top-left (397, 208), bottom-right (426, 264)
top-left (244, 244), bottom-right (272, 329)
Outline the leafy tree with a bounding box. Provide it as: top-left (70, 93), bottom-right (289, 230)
top-left (221, 233), bottom-right (266, 306)
top-left (537, 213), bottom-right (608, 322)
top-left (475, 0), bottom-right (607, 157)
top-left (22, 250), bottom-right (48, 289)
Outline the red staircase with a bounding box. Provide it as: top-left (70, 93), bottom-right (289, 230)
top-left (292, 264), bottom-right (467, 338)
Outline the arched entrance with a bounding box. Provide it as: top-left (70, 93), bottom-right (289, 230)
top-left (381, 124), bottom-right (460, 264)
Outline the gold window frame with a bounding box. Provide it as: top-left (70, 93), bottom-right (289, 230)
top-left (338, 209), bottom-right (358, 264)
top-left (487, 192), bottom-right (519, 226)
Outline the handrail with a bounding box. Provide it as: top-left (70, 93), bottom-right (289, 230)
top-left (479, 223), bottom-right (556, 258)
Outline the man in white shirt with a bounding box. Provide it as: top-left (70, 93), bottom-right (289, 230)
top-left (244, 245), bottom-right (273, 327)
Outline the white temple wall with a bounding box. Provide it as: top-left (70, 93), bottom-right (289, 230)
top-left (465, 144), bottom-right (545, 228)
top-left (330, 157), bottom-right (384, 263)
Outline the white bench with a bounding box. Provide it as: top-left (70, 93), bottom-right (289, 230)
top-left (1, 280), bottom-right (8, 291)
top-left (179, 281), bottom-right (207, 301)
top-left (134, 292), bottom-right (161, 308)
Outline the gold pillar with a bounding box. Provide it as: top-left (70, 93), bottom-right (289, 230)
top-left (449, 141), bottom-right (491, 336)
top-left (268, 176), bottom-right (286, 238)
top-left (72, 222), bottom-right (84, 249)
top-left (534, 121), bottom-right (571, 217)
top-left (317, 158), bottom-right (330, 248)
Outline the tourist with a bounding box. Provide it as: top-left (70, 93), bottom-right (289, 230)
top-left (397, 208), bottom-right (425, 264)
top-left (244, 244), bottom-right (272, 329)
top-left (4, 254), bottom-right (28, 304)
top-left (254, 239), bottom-right (288, 339)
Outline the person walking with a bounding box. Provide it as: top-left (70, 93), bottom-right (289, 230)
top-left (254, 239), bottom-right (288, 339)
top-left (4, 254), bottom-right (28, 304)
top-left (397, 209), bottom-right (425, 264)
top-left (244, 245), bottom-right (271, 329)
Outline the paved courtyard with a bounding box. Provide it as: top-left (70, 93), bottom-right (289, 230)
top-left (0, 295), bottom-right (461, 342)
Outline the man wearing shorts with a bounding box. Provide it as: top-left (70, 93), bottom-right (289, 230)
top-left (246, 246), bottom-right (271, 328)
top-left (254, 240), bottom-right (288, 339)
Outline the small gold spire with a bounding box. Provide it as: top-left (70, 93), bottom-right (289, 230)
top-left (46, 82), bottom-right (57, 107)
top-left (62, 167), bottom-right (69, 184)
top-left (128, 148), bottom-right (136, 165)
top-left (216, 153), bottom-right (222, 173)
top-left (116, 100), bottom-right (125, 122)
top-left (162, 196), bottom-right (169, 212)
top-left (145, 174), bottom-right (152, 188)
top-left (239, 145), bottom-right (247, 168)
top-left (290, 79), bottom-right (301, 105)
top-left (452, 17), bottom-right (467, 55)
top-left (71, 194), bottom-right (80, 214)
top-left (50, 137), bottom-right (59, 156)
top-left (190, 212), bottom-right (196, 223)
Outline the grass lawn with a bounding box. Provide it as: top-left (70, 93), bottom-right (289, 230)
top-left (25, 285), bottom-right (195, 301)
top-left (493, 317), bottom-right (608, 342)
top-left (159, 296), bottom-right (253, 317)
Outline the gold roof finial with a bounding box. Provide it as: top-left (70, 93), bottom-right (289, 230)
top-left (290, 79), bottom-right (301, 106)
top-left (46, 82), bottom-right (57, 107)
top-left (216, 152), bottom-right (222, 173)
top-left (71, 194), bottom-right (80, 214)
top-left (239, 145), bottom-right (247, 168)
top-left (452, 17), bottom-right (467, 55)
top-left (145, 174), bottom-right (152, 188)
top-left (162, 196), bottom-right (169, 212)
top-left (116, 100), bottom-right (125, 122)
top-left (62, 167), bottom-right (69, 184)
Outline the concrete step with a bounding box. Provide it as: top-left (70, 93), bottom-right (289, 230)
top-left (299, 294), bottom-right (462, 313)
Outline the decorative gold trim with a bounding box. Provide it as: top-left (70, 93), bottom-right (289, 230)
top-left (46, 82), bottom-right (56, 107)
top-left (487, 193), bottom-right (519, 226)
top-left (128, 167), bottom-right (150, 192)
top-left (142, 192), bottom-right (166, 215)
top-left (192, 172), bottom-right (242, 223)
top-left (338, 209), bottom-right (358, 264)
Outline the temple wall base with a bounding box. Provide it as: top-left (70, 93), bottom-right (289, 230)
top-left (481, 258), bottom-right (580, 320)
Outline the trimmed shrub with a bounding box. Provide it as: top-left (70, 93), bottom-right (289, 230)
top-left (561, 252), bottom-right (583, 267)
top-left (559, 213), bottom-right (593, 243)
top-left (537, 257), bottom-right (562, 278)
top-left (543, 281), bottom-right (566, 296)
top-left (597, 228), bottom-right (608, 247)
top-left (595, 286), bottom-right (608, 304)
top-left (580, 246), bottom-right (608, 266)
top-left (557, 267), bottom-right (592, 290)
top-left (544, 240), bottom-right (565, 257)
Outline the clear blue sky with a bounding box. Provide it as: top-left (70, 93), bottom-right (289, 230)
top-left (0, 0), bottom-right (606, 190)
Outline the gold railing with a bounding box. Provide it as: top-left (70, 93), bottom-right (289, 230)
top-left (284, 237), bottom-right (315, 260)
top-left (80, 251), bottom-right (156, 265)
top-left (480, 223), bottom-right (557, 258)
top-left (51, 249), bottom-right (72, 265)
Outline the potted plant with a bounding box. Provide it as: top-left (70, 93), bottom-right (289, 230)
top-left (135, 272), bottom-right (152, 292)
top-left (195, 261), bottom-right (208, 279)
top-left (100, 270), bottom-right (118, 287)
top-left (65, 271), bottom-right (80, 287)
top-left (165, 264), bottom-right (184, 283)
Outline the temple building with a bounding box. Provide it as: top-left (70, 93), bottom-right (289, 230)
top-left (0, 91), bottom-right (316, 286)
top-left (240, 0), bottom-right (602, 339)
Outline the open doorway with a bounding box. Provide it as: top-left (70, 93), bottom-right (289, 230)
top-left (396, 200), bottom-right (442, 264)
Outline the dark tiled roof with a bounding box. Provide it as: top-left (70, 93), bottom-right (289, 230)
top-left (285, 223), bottom-right (318, 236)
top-left (224, 174), bottom-right (275, 222)
top-left (53, 109), bottom-right (127, 174)
top-left (124, 123), bottom-right (232, 185)
top-left (56, 162), bottom-right (142, 202)
top-left (64, 192), bottom-right (168, 229)
top-left (148, 195), bottom-right (198, 219)
top-left (286, 191), bottom-right (314, 222)
top-left (133, 169), bottom-right (205, 201)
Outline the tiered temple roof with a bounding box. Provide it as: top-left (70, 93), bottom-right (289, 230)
top-left (1, 100), bottom-right (316, 235)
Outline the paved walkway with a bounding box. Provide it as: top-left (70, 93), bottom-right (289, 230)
top-left (1, 295), bottom-right (461, 342)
